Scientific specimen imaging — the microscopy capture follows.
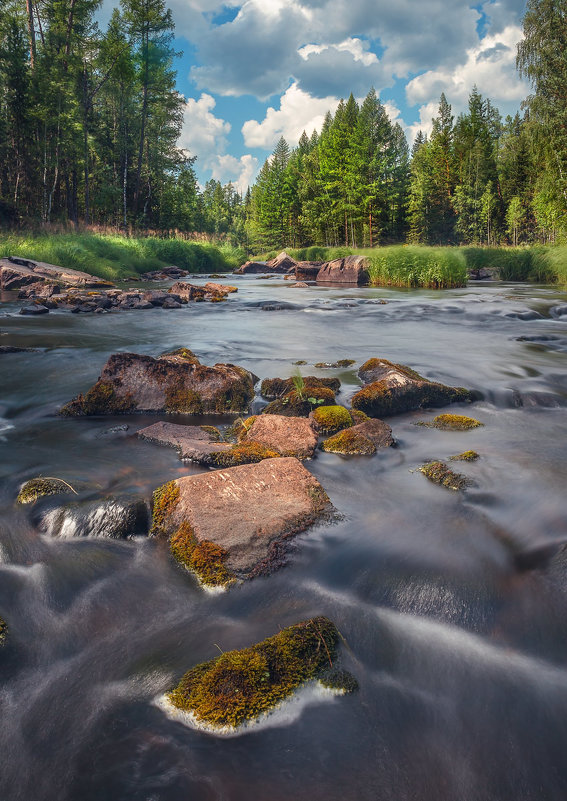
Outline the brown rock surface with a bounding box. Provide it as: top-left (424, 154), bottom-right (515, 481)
top-left (265, 251), bottom-right (297, 272)
top-left (353, 419), bottom-right (395, 447)
top-left (60, 349), bottom-right (257, 416)
top-left (137, 421), bottom-right (231, 463)
top-left (295, 261), bottom-right (323, 280)
top-left (0, 256), bottom-right (113, 291)
top-left (235, 260), bottom-right (269, 274)
top-left (241, 414), bottom-right (318, 459)
top-left (316, 255), bottom-right (370, 285)
top-left (156, 457), bottom-right (332, 577)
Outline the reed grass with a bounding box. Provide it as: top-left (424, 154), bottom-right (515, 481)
top-left (0, 232), bottom-right (244, 281)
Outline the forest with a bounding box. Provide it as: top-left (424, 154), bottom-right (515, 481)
top-left (0, 0), bottom-right (565, 251)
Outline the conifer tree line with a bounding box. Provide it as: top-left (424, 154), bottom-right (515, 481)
top-left (0, 0), bottom-right (565, 247)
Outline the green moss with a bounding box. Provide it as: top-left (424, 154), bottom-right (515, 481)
top-left (0, 617), bottom-right (7, 644)
top-left (200, 425), bottom-right (222, 442)
top-left (450, 450), bottom-right (480, 462)
top-left (321, 428), bottom-right (376, 455)
top-left (151, 480), bottom-right (180, 537)
top-left (167, 617), bottom-right (355, 729)
top-left (16, 476), bottom-right (75, 505)
top-left (312, 405), bottom-right (354, 435)
top-left (165, 387), bottom-right (203, 414)
top-left (212, 369), bottom-right (255, 414)
top-left (225, 416), bottom-right (257, 441)
top-left (425, 413), bottom-right (483, 430)
top-left (263, 386), bottom-right (336, 417)
top-left (60, 380), bottom-right (136, 416)
top-left (170, 521), bottom-right (236, 587)
top-left (419, 461), bottom-right (468, 490)
top-left (162, 348), bottom-right (200, 364)
top-left (351, 378), bottom-right (472, 418)
top-left (349, 409), bottom-right (370, 424)
top-left (261, 376), bottom-right (340, 399)
top-left (209, 441), bottom-right (281, 467)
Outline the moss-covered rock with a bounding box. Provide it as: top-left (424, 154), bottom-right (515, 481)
top-left (16, 476), bottom-right (76, 505)
top-left (166, 617), bottom-right (356, 730)
top-left (0, 617), bottom-right (7, 643)
top-left (349, 409), bottom-right (370, 424)
top-left (314, 359), bottom-right (356, 368)
top-left (225, 416), bottom-right (257, 441)
top-left (419, 461), bottom-right (468, 490)
top-left (311, 405), bottom-right (354, 435)
top-left (151, 480), bottom-right (180, 537)
top-left (352, 358), bottom-right (475, 418)
top-left (209, 442), bottom-right (281, 467)
top-left (420, 413), bottom-right (483, 430)
top-left (450, 450), bottom-right (480, 461)
top-left (240, 414), bottom-right (318, 459)
top-left (321, 428), bottom-right (377, 455)
top-left (263, 386), bottom-right (336, 417)
top-left (170, 521), bottom-right (236, 588)
top-left (60, 380), bottom-right (136, 416)
top-left (260, 376), bottom-right (340, 399)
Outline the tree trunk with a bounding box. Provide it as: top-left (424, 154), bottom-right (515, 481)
top-left (26, 0), bottom-right (36, 69)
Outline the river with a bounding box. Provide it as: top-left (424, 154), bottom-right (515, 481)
top-left (1, 274), bottom-right (567, 800)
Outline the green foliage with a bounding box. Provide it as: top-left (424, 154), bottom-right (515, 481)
top-left (367, 246), bottom-right (467, 288)
top-left (0, 232), bottom-right (242, 280)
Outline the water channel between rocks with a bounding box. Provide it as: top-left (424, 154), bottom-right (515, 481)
top-left (1, 274), bottom-right (567, 801)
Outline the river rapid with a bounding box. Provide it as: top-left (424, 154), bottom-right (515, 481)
top-left (1, 274), bottom-right (567, 801)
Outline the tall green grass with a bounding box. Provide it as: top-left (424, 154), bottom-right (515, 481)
top-left (367, 246), bottom-right (467, 288)
top-left (0, 232), bottom-right (244, 281)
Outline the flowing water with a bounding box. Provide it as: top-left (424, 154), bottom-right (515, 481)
top-left (1, 274), bottom-right (567, 801)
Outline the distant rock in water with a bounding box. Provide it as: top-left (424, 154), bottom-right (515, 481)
top-left (0, 255), bottom-right (113, 291)
top-left (161, 617), bottom-right (357, 733)
top-left (0, 346), bottom-right (39, 354)
top-left (265, 251), bottom-right (298, 272)
top-left (235, 260), bottom-right (269, 274)
top-left (316, 256), bottom-right (370, 285)
top-left (151, 457), bottom-right (333, 585)
top-left (60, 348), bottom-right (257, 417)
top-left (351, 358), bottom-right (477, 418)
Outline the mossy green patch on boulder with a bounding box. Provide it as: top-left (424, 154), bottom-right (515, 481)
top-left (419, 461), bottom-right (468, 490)
top-left (349, 409), bottom-right (370, 424)
top-left (17, 476), bottom-right (76, 505)
top-left (209, 442), bottom-right (281, 467)
top-left (170, 521), bottom-right (236, 587)
top-left (420, 413), bottom-right (483, 430)
top-left (321, 428), bottom-right (376, 455)
top-left (60, 380), bottom-right (136, 416)
top-left (263, 386), bottom-right (336, 417)
top-left (151, 480), bottom-right (180, 537)
top-left (225, 416), bottom-right (257, 441)
top-left (166, 617), bottom-right (356, 730)
top-left (450, 450), bottom-right (480, 461)
top-left (311, 405), bottom-right (353, 435)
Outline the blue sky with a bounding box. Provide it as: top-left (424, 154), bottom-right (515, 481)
top-left (102, 0), bottom-right (529, 192)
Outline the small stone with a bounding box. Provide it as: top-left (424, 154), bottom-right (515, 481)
top-left (419, 461), bottom-right (468, 490)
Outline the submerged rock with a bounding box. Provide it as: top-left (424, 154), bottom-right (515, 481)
top-left (316, 256), bottom-right (369, 285)
top-left (164, 617), bottom-right (356, 732)
top-left (419, 461), bottom-right (468, 490)
top-left (351, 358), bottom-right (475, 418)
top-left (0, 346), bottom-right (39, 354)
top-left (418, 413), bottom-right (483, 430)
top-left (450, 450), bottom-right (480, 462)
top-left (60, 349), bottom-right (256, 417)
top-left (314, 359), bottom-right (356, 369)
top-left (151, 457), bottom-right (332, 584)
top-left (17, 477), bottom-right (76, 505)
top-left (39, 497), bottom-right (149, 539)
top-left (0, 617), bottom-right (7, 644)
top-left (321, 419), bottom-right (394, 455)
top-left (240, 414), bottom-right (318, 459)
top-left (19, 304), bottom-right (49, 315)
top-left (137, 421), bottom-right (230, 464)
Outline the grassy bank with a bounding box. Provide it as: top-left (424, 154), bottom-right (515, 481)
top-left (0, 232), bottom-right (244, 281)
top-left (263, 244), bottom-right (567, 287)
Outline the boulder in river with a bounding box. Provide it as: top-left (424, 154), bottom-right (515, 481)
top-left (151, 457), bottom-right (332, 585)
top-left (450, 450), bottom-right (480, 462)
top-left (60, 348), bottom-right (257, 417)
top-left (39, 497), bottom-right (149, 539)
top-left (295, 261), bottom-right (323, 280)
top-left (239, 414), bottom-right (318, 459)
top-left (163, 617), bottom-right (357, 732)
top-left (263, 385), bottom-right (337, 417)
top-left (235, 260), bottom-right (268, 274)
top-left (0, 256), bottom-right (113, 291)
top-left (310, 405), bottom-right (354, 435)
top-left (265, 251), bottom-right (297, 272)
top-left (351, 358), bottom-right (476, 417)
top-left (419, 461), bottom-right (468, 490)
top-left (316, 255), bottom-right (370, 285)
top-left (19, 304), bottom-right (49, 315)
top-left (321, 419), bottom-right (394, 454)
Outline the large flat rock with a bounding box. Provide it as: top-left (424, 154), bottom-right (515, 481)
top-left (241, 414), bottom-right (318, 459)
top-left (154, 457), bottom-right (332, 579)
top-left (0, 256), bottom-right (112, 291)
top-left (60, 349), bottom-right (256, 416)
top-left (137, 421), bottom-right (231, 463)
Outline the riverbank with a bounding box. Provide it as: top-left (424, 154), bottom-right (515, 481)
top-left (0, 232), bottom-right (245, 281)
top-left (261, 244), bottom-right (567, 288)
